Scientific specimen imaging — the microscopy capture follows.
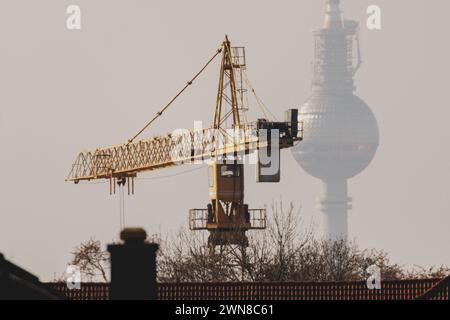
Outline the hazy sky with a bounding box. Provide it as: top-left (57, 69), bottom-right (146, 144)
top-left (1, 0), bottom-right (449, 281)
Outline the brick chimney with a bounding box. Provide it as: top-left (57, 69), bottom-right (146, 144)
top-left (107, 228), bottom-right (158, 300)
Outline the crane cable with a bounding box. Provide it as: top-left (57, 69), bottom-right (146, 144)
top-left (118, 184), bottom-right (122, 229)
top-left (118, 184), bottom-right (125, 229)
top-left (121, 185), bottom-right (125, 227)
top-left (240, 67), bottom-right (278, 121)
top-left (127, 47), bottom-right (223, 145)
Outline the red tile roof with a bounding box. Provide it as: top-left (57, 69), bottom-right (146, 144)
top-left (47, 277), bottom-right (449, 300)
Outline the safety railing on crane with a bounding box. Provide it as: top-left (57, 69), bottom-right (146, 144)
top-left (189, 208), bottom-right (266, 231)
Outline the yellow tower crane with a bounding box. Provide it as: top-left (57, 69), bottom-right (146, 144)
top-left (67, 36), bottom-right (303, 246)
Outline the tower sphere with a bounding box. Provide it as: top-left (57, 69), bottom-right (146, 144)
top-left (292, 93), bottom-right (379, 180)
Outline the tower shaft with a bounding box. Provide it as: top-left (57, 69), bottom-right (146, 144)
top-left (315, 1), bottom-right (356, 240)
top-left (319, 179), bottom-right (351, 240)
top-left (292, 0), bottom-right (378, 242)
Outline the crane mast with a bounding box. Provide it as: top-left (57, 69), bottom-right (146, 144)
top-left (67, 36), bottom-right (303, 246)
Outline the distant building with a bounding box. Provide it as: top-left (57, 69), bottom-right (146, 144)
top-left (292, 0), bottom-right (379, 240)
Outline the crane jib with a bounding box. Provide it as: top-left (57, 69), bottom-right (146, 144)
top-left (67, 120), bottom-right (302, 183)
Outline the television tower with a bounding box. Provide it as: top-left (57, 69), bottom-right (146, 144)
top-left (292, 0), bottom-right (379, 240)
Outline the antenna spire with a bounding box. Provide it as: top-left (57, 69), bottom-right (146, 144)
top-left (324, 0), bottom-right (343, 29)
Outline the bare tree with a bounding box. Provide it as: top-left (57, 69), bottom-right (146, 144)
top-left (262, 201), bottom-right (313, 281)
top-left (156, 201), bottom-right (450, 283)
top-left (70, 202), bottom-right (450, 283)
top-left (157, 229), bottom-right (237, 282)
top-left (70, 238), bottom-right (109, 282)
top-left (404, 265), bottom-right (450, 280)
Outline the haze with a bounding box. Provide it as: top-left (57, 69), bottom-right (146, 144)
top-left (0, 0), bottom-right (449, 281)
